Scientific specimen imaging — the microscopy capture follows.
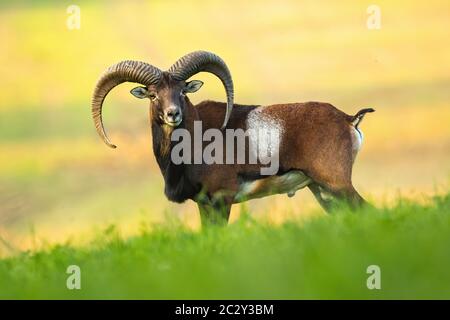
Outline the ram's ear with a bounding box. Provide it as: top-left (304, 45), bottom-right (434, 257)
top-left (184, 80), bottom-right (204, 93)
top-left (130, 86), bottom-right (149, 99)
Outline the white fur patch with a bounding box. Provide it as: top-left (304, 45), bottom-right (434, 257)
top-left (246, 107), bottom-right (283, 164)
top-left (234, 170), bottom-right (311, 202)
top-left (351, 126), bottom-right (364, 154)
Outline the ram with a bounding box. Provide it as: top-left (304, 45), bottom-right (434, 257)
top-left (91, 51), bottom-right (374, 226)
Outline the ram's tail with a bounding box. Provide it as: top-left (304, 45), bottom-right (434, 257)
top-left (349, 108), bottom-right (375, 129)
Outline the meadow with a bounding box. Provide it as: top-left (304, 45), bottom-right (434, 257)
top-left (1, 194), bottom-right (450, 299)
top-left (0, 0), bottom-right (449, 298)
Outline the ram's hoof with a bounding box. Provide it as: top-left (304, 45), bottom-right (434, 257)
top-left (287, 191), bottom-right (296, 197)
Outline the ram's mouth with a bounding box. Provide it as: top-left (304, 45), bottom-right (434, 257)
top-left (165, 118), bottom-right (182, 127)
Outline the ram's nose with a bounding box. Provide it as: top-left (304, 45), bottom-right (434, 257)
top-left (164, 107), bottom-right (182, 126)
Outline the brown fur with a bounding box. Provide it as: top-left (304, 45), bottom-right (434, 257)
top-left (194, 101), bottom-right (368, 206)
top-left (144, 74), bottom-right (373, 225)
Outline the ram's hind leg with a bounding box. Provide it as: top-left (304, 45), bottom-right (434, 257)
top-left (308, 183), bottom-right (335, 213)
top-left (332, 184), bottom-right (368, 209)
top-left (306, 152), bottom-right (368, 210)
top-left (309, 181), bottom-right (367, 212)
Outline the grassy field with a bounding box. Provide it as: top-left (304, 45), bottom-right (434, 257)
top-left (1, 193), bottom-right (449, 299)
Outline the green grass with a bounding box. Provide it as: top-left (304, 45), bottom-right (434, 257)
top-left (1, 193), bottom-right (450, 299)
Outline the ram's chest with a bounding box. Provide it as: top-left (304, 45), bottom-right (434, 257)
top-left (234, 170), bottom-right (312, 202)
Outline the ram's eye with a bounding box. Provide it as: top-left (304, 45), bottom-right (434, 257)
top-left (180, 90), bottom-right (186, 96)
top-left (148, 93), bottom-right (157, 101)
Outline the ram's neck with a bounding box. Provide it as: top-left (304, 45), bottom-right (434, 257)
top-left (150, 97), bottom-right (200, 203)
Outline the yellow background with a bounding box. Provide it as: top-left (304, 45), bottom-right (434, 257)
top-left (0, 0), bottom-right (449, 253)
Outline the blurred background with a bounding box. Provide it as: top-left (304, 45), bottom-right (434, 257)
top-left (0, 0), bottom-right (449, 254)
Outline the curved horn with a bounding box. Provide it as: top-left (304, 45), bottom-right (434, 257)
top-left (168, 51), bottom-right (234, 129)
top-left (91, 60), bottom-right (162, 148)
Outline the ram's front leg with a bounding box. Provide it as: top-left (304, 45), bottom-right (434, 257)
top-left (196, 195), bottom-right (232, 227)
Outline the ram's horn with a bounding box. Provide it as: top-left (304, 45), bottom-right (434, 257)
top-left (168, 51), bottom-right (234, 129)
top-left (91, 60), bottom-right (162, 148)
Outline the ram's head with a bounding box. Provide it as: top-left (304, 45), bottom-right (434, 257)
top-left (91, 51), bottom-right (234, 148)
